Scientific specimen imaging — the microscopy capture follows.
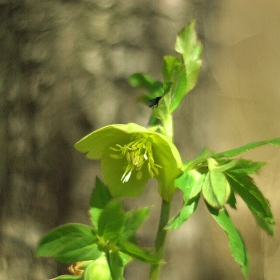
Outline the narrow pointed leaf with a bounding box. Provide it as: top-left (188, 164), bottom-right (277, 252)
top-left (226, 174), bottom-right (274, 235)
top-left (36, 224), bottom-right (100, 263)
top-left (166, 194), bottom-right (200, 230)
top-left (226, 159), bottom-right (265, 175)
top-left (207, 206), bottom-right (249, 278)
top-left (117, 240), bottom-right (159, 264)
top-left (174, 20), bottom-right (202, 101)
top-left (90, 177), bottom-right (112, 229)
top-left (213, 138), bottom-right (280, 158)
top-left (108, 251), bottom-right (124, 280)
top-left (227, 190), bottom-right (237, 209)
top-left (121, 207), bottom-right (150, 240)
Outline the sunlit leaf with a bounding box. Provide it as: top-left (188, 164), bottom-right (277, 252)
top-left (36, 224), bottom-right (100, 263)
top-left (207, 206), bottom-right (249, 278)
top-left (225, 159), bottom-right (265, 175)
top-left (213, 138), bottom-right (280, 158)
top-left (166, 194), bottom-right (200, 230)
top-left (120, 207), bottom-right (150, 240)
top-left (166, 170), bottom-right (203, 230)
top-left (226, 174), bottom-right (274, 235)
top-left (174, 20), bottom-right (202, 109)
top-left (117, 240), bottom-right (159, 264)
top-left (90, 177), bottom-right (112, 229)
top-left (162, 56), bottom-right (181, 82)
top-left (98, 200), bottom-right (125, 241)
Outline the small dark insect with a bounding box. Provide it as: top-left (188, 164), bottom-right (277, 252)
top-left (148, 96), bottom-right (162, 108)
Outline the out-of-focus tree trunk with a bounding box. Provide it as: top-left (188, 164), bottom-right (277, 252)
top-left (0, 1), bottom-right (197, 279)
top-left (1, 1), bottom-right (279, 280)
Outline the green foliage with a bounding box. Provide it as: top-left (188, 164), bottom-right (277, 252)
top-left (207, 206), bottom-right (249, 278)
top-left (166, 170), bottom-right (202, 230)
top-left (37, 20), bottom-right (277, 280)
top-left (213, 138), bottom-right (280, 158)
top-left (37, 177), bottom-right (158, 280)
top-left (36, 224), bottom-right (100, 263)
top-left (90, 177), bottom-right (112, 228)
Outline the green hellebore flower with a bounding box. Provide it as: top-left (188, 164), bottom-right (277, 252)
top-left (75, 123), bottom-right (182, 201)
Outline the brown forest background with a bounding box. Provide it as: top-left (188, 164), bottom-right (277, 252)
top-left (1, 1), bottom-right (280, 279)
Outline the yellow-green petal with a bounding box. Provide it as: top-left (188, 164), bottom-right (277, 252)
top-left (149, 132), bottom-right (183, 201)
top-left (75, 123), bottom-right (183, 200)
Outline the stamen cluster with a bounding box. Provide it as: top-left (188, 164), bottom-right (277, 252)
top-left (110, 135), bottom-right (162, 183)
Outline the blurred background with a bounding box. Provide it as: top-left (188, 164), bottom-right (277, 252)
top-left (1, 0), bottom-right (280, 279)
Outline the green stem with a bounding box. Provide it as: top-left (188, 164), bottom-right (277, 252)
top-left (163, 114), bottom-right (173, 142)
top-left (149, 198), bottom-right (171, 280)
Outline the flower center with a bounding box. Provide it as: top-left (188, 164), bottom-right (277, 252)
top-left (109, 135), bottom-right (162, 183)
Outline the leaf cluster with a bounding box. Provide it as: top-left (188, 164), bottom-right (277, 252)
top-left (128, 20), bottom-right (202, 130)
top-left (166, 139), bottom-right (280, 277)
top-left (36, 177), bottom-right (159, 280)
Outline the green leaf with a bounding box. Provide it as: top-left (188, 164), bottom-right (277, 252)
top-left (98, 200), bottom-right (125, 241)
top-left (118, 251), bottom-right (132, 266)
top-left (36, 224), bottom-right (101, 263)
top-left (120, 207), bottom-right (150, 240)
top-left (175, 169), bottom-right (205, 201)
top-left (207, 206), bottom-right (249, 278)
top-left (128, 73), bottom-right (163, 96)
top-left (202, 170), bottom-right (231, 208)
top-left (166, 194), bottom-right (200, 230)
top-left (226, 174), bottom-right (274, 235)
top-left (166, 170), bottom-right (203, 230)
top-left (169, 62), bottom-right (187, 112)
top-left (213, 138), bottom-right (280, 158)
top-left (227, 189), bottom-right (237, 209)
top-left (174, 20), bottom-right (202, 104)
top-left (162, 56), bottom-right (181, 82)
top-left (174, 170), bottom-right (199, 201)
top-left (117, 240), bottom-right (159, 264)
top-left (128, 73), bottom-right (164, 104)
top-left (90, 177), bottom-right (112, 229)
top-left (225, 159), bottom-right (265, 175)
top-left (108, 251), bottom-right (124, 280)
